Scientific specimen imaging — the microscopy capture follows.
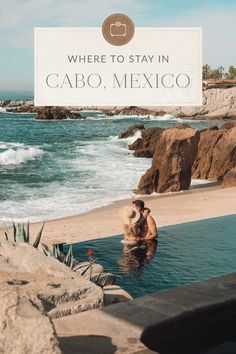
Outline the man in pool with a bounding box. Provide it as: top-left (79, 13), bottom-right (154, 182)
top-left (132, 199), bottom-right (158, 241)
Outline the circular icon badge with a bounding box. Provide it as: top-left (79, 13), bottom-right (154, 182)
top-left (102, 13), bottom-right (135, 46)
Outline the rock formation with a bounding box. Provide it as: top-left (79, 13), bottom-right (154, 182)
top-left (105, 88), bottom-right (236, 120)
top-left (0, 290), bottom-right (61, 354)
top-left (156, 87), bottom-right (236, 119)
top-left (0, 241), bottom-right (103, 319)
top-left (118, 124), bottom-right (145, 139)
top-left (119, 121), bottom-right (236, 192)
top-left (36, 107), bottom-right (84, 120)
top-left (128, 127), bottom-right (164, 157)
top-left (6, 106), bottom-right (85, 120)
top-left (222, 167), bottom-right (236, 188)
top-left (135, 127), bottom-right (200, 194)
top-left (106, 105), bottom-right (165, 117)
top-left (119, 124), bottom-right (190, 158)
top-left (192, 127), bottom-right (223, 179)
top-left (192, 126), bottom-right (236, 180)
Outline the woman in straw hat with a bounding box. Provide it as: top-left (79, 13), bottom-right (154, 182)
top-left (119, 206), bottom-right (142, 244)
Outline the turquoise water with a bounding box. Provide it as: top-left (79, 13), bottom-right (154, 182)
top-left (0, 96), bottom-right (224, 223)
top-left (67, 214), bottom-right (236, 298)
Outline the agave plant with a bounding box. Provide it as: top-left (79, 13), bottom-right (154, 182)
top-left (81, 248), bottom-right (117, 287)
top-left (3, 221), bottom-right (116, 288)
top-left (41, 243), bottom-right (75, 269)
top-left (4, 222), bottom-right (45, 249)
top-left (90, 272), bottom-right (117, 288)
top-left (41, 243), bottom-right (116, 287)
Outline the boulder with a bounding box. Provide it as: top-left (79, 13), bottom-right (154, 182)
top-left (118, 124), bottom-right (145, 139)
top-left (135, 127), bottom-right (200, 194)
top-left (192, 127), bottom-right (236, 180)
top-left (107, 106), bottom-right (164, 117)
top-left (222, 167), bottom-right (236, 188)
top-left (128, 125), bottom-right (190, 158)
top-left (192, 128), bottom-right (223, 179)
top-left (73, 261), bottom-right (104, 280)
top-left (128, 127), bottom-right (164, 157)
top-left (37, 107), bottom-right (58, 120)
top-left (0, 241), bottom-right (103, 319)
top-left (36, 107), bottom-right (84, 120)
top-left (69, 111), bottom-right (85, 119)
top-left (0, 290), bottom-right (61, 354)
top-left (208, 127), bottom-right (236, 180)
top-left (221, 121), bottom-right (236, 130)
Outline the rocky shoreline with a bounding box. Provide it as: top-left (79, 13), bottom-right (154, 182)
top-left (105, 87), bottom-right (236, 119)
top-left (0, 238), bottom-right (100, 353)
top-left (118, 121), bottom-right (236, 193)
top-left (0, 229), bottom-right (132, 353)
top-left (1, 87), bottom-right (236, 120)
top-left (3, 104), bottom-right (85, 120)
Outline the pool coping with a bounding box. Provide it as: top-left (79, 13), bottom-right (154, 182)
top-left (54, 271), bottom-right (236, 353)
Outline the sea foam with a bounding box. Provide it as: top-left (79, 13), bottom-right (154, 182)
top-left (109, 129), bottom-right (142, 144)
top-left (0, 146), bottom-right (43, 165)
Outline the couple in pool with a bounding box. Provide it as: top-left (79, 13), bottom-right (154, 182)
top-left (120, 200), bottom-right (158, 244)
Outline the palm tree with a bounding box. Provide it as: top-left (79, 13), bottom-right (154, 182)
top-left (202, 64), bottom-right (211, 80)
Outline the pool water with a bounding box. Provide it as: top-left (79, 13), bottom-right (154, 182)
top-left (66, 214), bottom-right (236, 298)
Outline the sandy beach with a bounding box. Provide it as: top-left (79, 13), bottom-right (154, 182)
top-left (28, 185), bottom-right (236, 245)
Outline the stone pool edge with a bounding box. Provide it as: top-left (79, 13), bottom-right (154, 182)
top-left (54, 271), bottom-right (236, 353)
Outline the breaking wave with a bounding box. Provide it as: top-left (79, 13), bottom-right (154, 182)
top-left (0, 146), bottom-right (43, 166)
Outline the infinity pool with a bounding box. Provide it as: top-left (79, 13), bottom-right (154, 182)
top-left (67, 214), bottom-right (236, 298)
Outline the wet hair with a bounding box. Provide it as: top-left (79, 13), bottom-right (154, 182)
top-left (132, 199), bottom-right (145, 210)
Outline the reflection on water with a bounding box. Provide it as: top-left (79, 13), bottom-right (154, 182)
top-left (118, 240), bottom-right (158, 275)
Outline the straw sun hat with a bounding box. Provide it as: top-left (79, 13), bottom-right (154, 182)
top-left (119, 206), bottom-right (140, 226)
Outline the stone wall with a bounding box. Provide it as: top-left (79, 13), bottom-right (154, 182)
top-left (54, 272), bottom-right (236, 354)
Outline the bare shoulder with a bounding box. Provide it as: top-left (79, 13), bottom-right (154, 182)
top-left (147, 214), bottom-right (157, 225)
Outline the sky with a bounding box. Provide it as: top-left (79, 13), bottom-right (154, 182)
top-left (0, 0), bottom-right (235, 91)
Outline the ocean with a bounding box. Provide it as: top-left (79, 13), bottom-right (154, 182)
top-left (0, 93), bottom-right (224, 225)
top-left (0, 90), bottom-right (33, 101)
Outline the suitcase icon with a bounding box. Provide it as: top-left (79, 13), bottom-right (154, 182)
top-left (110, 22), bottom-right (127, 37)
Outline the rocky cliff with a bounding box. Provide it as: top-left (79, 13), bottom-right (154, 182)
top-left (151, 87), bottom-right (236, 119)
top-left (192, 125), bottom-right (236, 180)
top-left (104, 87), bottom-right (236, 120)
top-left (222, 167), bottom-right (236, 188)
top-left (119, 121), bottom-right (236, 193)
top-left (128, 127), bottom-right (164, 157)
top-left (135, 128), bottom-right (200, 193)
